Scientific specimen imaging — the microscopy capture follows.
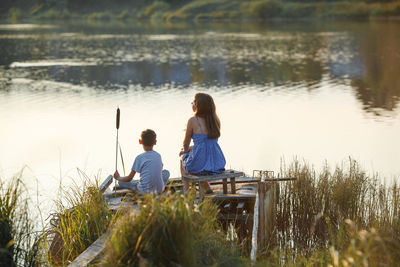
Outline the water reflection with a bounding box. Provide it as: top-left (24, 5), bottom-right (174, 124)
top-left (350, 22), bottom-right (400, 113)
top-left (1, 20), bottom-right (399, 114)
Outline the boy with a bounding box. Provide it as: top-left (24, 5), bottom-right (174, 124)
top-left (113, 129), bottom-right (169, 194)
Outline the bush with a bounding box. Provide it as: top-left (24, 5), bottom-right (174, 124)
top-left (281, 3), bottom-right (316, 18)
top-left (250, 0), bottom-right (283, 20)
top-left (169, 0), bottom-right (239, 20)
top-left (87, 11), bottom-right (113, 21)
top-left (371, 1), bottom-right (400, 16)
top-left (116, 10), bottom-right (130, 20)
top-left (325, 2), bottom-right (372, 18)
top-left (8, 8), bottom-right (23, 23)
top-left (102, 193), bottom-right (242, 266)
top-left (35, 8), bottom-right (72, 20)
top-left (144, 1), bottom-right (170, 17)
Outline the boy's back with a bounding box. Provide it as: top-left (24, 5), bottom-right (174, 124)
top-left (132, 150), bottom-right (164, 193)
top-left (114, 129), bottom-right (169, 194)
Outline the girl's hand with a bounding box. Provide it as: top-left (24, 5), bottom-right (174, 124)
top-left (113, 170), bottom-right (120, 180)
top-left (179, 149), bottom-right (184, 156)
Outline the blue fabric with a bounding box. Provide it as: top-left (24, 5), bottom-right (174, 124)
top-left (131, 150), bottom-right (165, 193)
top-left (182, 120), bottom-right (226, 175)
top-left (118, 169), bottom-right (170, 193)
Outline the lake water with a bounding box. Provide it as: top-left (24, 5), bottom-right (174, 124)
top-left (0, 20), bottom-right (399, 207)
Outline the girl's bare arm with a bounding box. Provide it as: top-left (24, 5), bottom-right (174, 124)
top-left (182, 118), bottom-right (193, 153)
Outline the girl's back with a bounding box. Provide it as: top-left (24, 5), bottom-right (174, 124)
top-left (183, 115), bottom-right (225, 175)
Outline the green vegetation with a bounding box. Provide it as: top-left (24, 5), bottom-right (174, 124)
top-left (47, 174), bottom-right (113, 265)
top-left (1, 159), bottom-right (399, 266)
top-left (0, 172), bottom-right (42, 267)
top-left (258, 158), bottom-right (400, 265)
top-left (2, 0), bottom-right (400, 22)
top-left (102, 193), bottom-right (242, 266)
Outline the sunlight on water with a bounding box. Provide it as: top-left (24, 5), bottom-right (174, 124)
top-left (10, 60), bottom-right (98, 68)
top-left (0, 24), bottom-right (56, 30)
top-left (1, 21), bottom-right (400, 209)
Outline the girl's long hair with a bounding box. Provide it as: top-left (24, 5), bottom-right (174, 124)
top-left (194, 93), bottom-right (221, 139)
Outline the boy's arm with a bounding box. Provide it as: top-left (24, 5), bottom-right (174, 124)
top-left (114, 170), bottom-right (136, 182)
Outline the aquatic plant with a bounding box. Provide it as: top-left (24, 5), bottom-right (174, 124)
top-left (259, 158), bottom-right (400, 265)
top-left (102, 192), bottom-right (242, 266)
top-left (0, 172), bottom-right (42, 267)
top-left (47, 172), bottom-right (113, 265)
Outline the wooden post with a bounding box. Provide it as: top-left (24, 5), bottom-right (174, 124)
top-left (264, 182), bottom-right (277, 247)
top-left (258, 181), bottom-right (266, 251)
top-left (222, 178), bottom-right (228, 194)
top-left (250, 182), bottom-right (259, 262)
top-left (230, 177), bottom-right (236, 194)
top-left (198, 182), bottom-right (204, 200)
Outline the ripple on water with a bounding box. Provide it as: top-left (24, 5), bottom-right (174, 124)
top-left (0, 24), bottom-right (56, 30)
top-left (10, 60), bottom-right (99, 68)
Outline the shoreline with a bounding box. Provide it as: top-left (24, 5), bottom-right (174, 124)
top-left (2, 0), bottom-right (400, 23)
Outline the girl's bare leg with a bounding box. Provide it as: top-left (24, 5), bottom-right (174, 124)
top-left (200, 182), bottom-right (211, 191)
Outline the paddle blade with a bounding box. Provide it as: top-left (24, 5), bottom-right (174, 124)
top-left (116, 107), bottom-right (120, 129)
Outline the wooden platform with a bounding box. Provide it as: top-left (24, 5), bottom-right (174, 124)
top-left (67, 170), bottom-right (294, 266)
top-left (183, 169), bottom-right (245, 199)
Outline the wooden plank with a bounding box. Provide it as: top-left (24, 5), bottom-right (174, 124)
top-left (100, 175), bottom-right (113, 193)
top-left (68, 232), bottom-right (110, 267)
top-left (171, 176), bottom-right (294, 185)
top-left (182, 170), bottom-right (244, 183)
top-left (206, 194), bottom-right (256, 201)
top-left (217, 213), bottom-right (252, 221)
top-left (168, 176), bottom-right (260, 186)
top-left (166, 179), bottom-right (260, 189)
top-left (103, 189), bottom-right (134, 199)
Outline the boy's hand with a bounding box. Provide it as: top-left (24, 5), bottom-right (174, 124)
top-left (113, 170), bottom-right (120, 180)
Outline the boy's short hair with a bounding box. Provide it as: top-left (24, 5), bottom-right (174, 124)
top-left (141, 129), bottom-right (156, 146)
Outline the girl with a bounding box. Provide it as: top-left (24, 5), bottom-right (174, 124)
top-left (180, 92), bottom-right (226, 193)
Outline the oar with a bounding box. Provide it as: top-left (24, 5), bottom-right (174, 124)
top-left (115, 107), bottom-right (120, 192)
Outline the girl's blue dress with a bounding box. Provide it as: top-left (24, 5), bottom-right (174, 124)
top-left (182, 117), bottom-right (226, 175)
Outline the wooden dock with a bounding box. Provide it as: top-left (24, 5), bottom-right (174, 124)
top-left (65, 171), bottom-right (296, 265)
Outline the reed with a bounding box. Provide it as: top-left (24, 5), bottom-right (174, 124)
top-left (101, 192), bottom-right (243, 266)
top-left (259, 158), bottom-right (400, 265)
top-left (47, 171), bottom-right (113, 265)
top-left (0, 172), bottom-right (42, 267)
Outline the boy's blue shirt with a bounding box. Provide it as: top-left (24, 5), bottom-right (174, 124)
top-left (132, 150), bottom-right (164, 193)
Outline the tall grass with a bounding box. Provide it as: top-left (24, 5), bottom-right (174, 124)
top-left (2, 159), bottom-right (399, 266)
top-left (47, 172), bottom-right (113, 265)
top-left (0, 172), bottom-right (42, 267)
top-left (102, 192), bottom-right (243, 266)
top-left (259, 158), bottom-right (400, 265)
